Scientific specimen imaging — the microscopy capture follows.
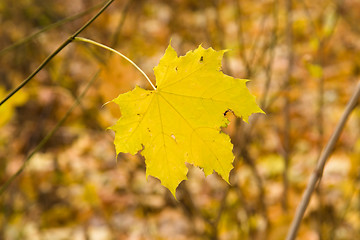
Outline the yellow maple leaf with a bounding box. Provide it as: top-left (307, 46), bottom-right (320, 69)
top-left (110, 44), bottom-right (264, 197)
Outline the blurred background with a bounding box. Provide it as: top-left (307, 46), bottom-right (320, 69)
top-left (0, 0), bottom-right (359, 239)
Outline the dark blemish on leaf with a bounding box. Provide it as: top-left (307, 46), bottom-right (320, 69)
top-left (175, 67), bottom-right (178, 71)
top-left (224, 109), bottom-right (233, 116)
top-left (200, 56), bottom-right (204, 62)
top-left (147, 128), bottom-right (151, 132)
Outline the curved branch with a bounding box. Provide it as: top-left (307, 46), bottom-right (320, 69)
top-left (286, 82), bottom-right (360, 240)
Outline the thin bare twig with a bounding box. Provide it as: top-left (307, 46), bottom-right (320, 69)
top-left (300, 2), bottom-right (340, 236)
top-left (0, 0), bottom-right (115, 107)
top-left (286, 82), bottom-right (360, 240)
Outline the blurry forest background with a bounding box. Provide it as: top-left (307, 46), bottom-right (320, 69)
top-left (1, 0), bottom-right (360, 239)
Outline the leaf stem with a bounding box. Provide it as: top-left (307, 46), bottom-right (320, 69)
top-left (74, 37), bottom-right (156, 90)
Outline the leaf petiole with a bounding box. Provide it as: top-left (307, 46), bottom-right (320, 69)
top-left (74, 37), bottom-right (156, 90)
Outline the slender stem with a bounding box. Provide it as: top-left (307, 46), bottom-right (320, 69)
top-left (0, 0), bottom-right (115, 107)
top-left (74, 37), bottom-right (156, 90)
top-left (286, 82), bottom-right (360, 240)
